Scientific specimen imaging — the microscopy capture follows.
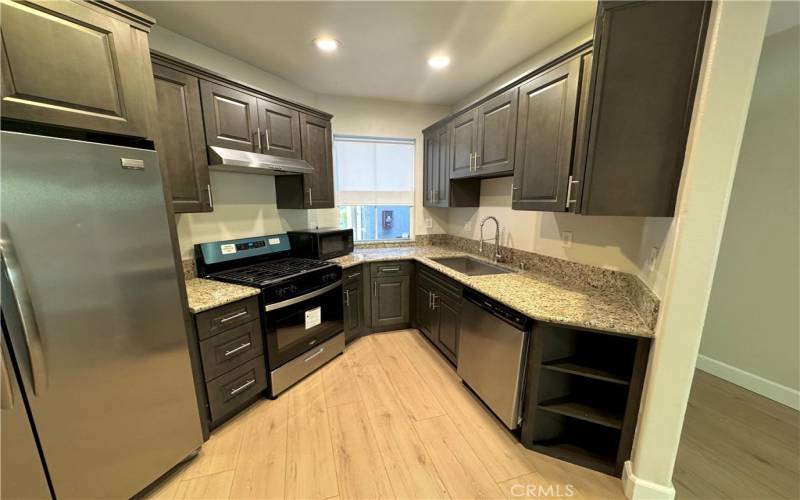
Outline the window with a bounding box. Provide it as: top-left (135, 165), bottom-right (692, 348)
top-left (334, 136), bottom-right (414, 241)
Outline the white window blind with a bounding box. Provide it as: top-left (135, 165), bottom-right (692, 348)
top-left (334, 136), bottom-right (415, 206)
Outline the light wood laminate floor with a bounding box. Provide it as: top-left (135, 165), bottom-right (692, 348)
top-left (674, 370), bottom-right (800, 499)
top-left (145, 329), bottom-right (625, 499)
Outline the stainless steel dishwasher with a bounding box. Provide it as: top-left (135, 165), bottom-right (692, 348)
top-left (457, 289), bottom-right (532, 429)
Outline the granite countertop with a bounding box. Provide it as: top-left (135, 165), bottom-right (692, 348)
top-left (331, 246), bottom-right (655, 338)
top-left (184, 278), bottom-right (260, 314)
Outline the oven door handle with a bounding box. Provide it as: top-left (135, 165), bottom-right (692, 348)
top-left (264, 280), bottom-right (342, 312)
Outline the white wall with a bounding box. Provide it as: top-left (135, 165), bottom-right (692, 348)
top-left (697, 22), bottom-right (800, 403)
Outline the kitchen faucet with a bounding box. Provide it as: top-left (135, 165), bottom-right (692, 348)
top-left (479, 216), bottom-right (502, 263)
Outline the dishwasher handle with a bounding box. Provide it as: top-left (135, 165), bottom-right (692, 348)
top-left (463, 289), bottom-right (531, 331)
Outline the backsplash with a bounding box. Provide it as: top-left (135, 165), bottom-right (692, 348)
top-left (183, 233), bottom-right (659, 329)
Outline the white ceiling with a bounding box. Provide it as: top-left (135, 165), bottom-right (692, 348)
top-left (127, 1), bottom-right (596, 105)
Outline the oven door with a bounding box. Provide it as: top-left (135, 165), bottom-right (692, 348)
top-left (263, 281), bottom-right (344, 369)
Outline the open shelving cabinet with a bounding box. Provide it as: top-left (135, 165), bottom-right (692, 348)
top-left (520, 322), bottom-right (651, 476)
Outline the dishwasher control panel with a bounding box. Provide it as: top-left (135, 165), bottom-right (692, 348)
top-left (463, 289), bottom-right (531, 330)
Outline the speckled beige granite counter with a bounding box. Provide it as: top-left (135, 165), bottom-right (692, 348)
top-left (331, 246), bottom-right (655, 338)
top-left (185, 278), bottom-right (260, 314)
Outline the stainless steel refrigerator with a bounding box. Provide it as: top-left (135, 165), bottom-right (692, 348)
top-left (1, 131), bottom-right (203, 499)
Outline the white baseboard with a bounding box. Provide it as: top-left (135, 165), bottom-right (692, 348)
top-left (695, 355), bottom-right (800, 410)
top-left (622, 461), bottom-right (675, 500)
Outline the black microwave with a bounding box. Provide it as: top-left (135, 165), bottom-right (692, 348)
top-left (287, 228), bottom-right (354, 260)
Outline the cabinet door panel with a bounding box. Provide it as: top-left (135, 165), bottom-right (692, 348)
top-left (344, 281), bottom-right (364, 342)
top-left (371, 276), bottom-right (410, 329)
top-left (200, 80), bottom-right (259, 152)
top-left (414, 280), bottom-right (435, 342)
top-left (450, 110), bottom-right (477, 179)
top-left (512, 58), bottom-right (580, 212)
top-left (435, 126), bottom-right (450, 206)
top-left (152, 64), bottom-right (210, 213)
top-left (436, 295), bottom-right (460, 364)
top-left (423, 130), bottom-right (436, 207)
top-left (476, 88), bottom-right (518, 176)
top-left (258, 99), bottom-right (301, 159)
top-left (300, 113), bottom-right (335, 208)
top-left (1, 0), bottom-right (151, 137)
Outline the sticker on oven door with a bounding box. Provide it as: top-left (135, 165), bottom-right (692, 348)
top-left (305, 307), bottom-right (322, 329)
top-left (268, 238), bottom-right (281, 245)
top-left (220, 244), bottom-right (237, 255)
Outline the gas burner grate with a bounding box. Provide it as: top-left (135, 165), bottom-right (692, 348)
top-left (209, 258), bottom-right (332, 286)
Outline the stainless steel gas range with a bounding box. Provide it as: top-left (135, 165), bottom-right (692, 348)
top-left (195, 234), bottom-right (344, 396)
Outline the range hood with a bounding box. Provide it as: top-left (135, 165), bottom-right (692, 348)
top-left (208, 146), bottom-right (313, 175)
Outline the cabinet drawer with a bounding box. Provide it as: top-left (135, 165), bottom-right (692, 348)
top-left (196, 297), bottom-right (260, 340)
top-left (343, 265), bottom-right (363, 284)
top-left (200, 320), bottom-right (264, 381)
top-left (370, 261), bottom-right (411, 277)
top-left (206, 356), bottom-right (267, 423)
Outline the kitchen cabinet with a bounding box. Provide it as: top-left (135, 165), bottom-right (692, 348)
top-left (343, 265), bottom-right (368, 342)
top-left (414, 265), bottom-right (463, 365)
top-left (578, 0), bottom-right (711, 216)
top-left (257, 98), bottom-right (302, 159)
top-left (511, 56), bottom-right (583, 212)
top-left (0, 0), bottom-right (155, 138)
top-left (369, 262), bottom-right (410, 330)
top-left (152, 64), bottom-right (212, 213)
top-left (449, 110), bottom-right (478, 179)
top-left (423, 125), bottom-right (480, 208)
top-left (520, 323), bottom-right (650, 476)
top-left (199, 80), bottom-right (260, 152)
top-left (275, 113), bottom-right (335, 209)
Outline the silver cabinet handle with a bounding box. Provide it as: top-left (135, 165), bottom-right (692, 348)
top-left (512, 184), bottom-right (519, 201)
top-left (344, 289), bottom-right (350, 307)
top-left (431, 292), bottom-right (439, 310)
top-left (346, 272), bottom-right (361, 279)
top-left (565, 175), bottom-right (580, 209)
top-left (373, 281), bottom-right (377, 297)
top-left (304, 347), bottom-right (324, 363)
top-left (220, 310), bottom-right (247, 323)
top-left (474, 153), bottom-right (481, 169)
top-left (256, 126), bottom-right (263, 152)
top-left (380, 266), bottom-right (400, 273)
top-left (264, 127), bottom-right (271, 150)
top-left (469, 152), bottom-right (474, 172)
top-left (230, 378), bottom-right (256, 395)
top-left (307, 188), bottom-right (313, 206)
top-left (224, 342), bottom-right (252, 357)
top-left (427, 290), bottom-right (432, 309)
top-left (0, 226), bottom-right (46, 395)
top-left (207, 184), bottom-right (214, 209)
top-left (1, 348), bottom-right (14, 410)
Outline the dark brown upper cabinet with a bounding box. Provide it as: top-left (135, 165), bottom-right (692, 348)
top-left (579, 0), bottom-right (710, 216)
top-left (199, 81), bottom-right (260, 152)
top-left (475, 88), bottom-right (518, 176)
top-left (275, 113), bottom-right (335, 209)
top-left (449, 110), bottom-right (478, 179)
top-left (257, 99), bottom-right (302, 159)
top-left (152, 64), bottom-right (211, 213)
top-left (512, 57), bottom-right (582, 212)
top-left (423, 125), bottom-right (479, 208)
top-left (0, 0), bottom-right (155, 138)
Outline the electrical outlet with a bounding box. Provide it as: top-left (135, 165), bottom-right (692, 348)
top-left (425, 217), bottom-right (433, 229)
top-left (648, 247), bottom-right (659, 272)
top-left (561, 231), bottom-right (573, 248)
top-left (464, 221), bottom-right (472, 233)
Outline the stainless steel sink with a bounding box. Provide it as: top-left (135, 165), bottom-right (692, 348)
top-left (430, 256), bottom-right (512, 276)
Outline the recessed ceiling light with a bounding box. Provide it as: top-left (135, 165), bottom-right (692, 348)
top-left (428, 55), bottom-right (450, 69)
top-left (314, 37), bottom-right (340, 52)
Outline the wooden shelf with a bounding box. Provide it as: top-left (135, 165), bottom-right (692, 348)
top-left (542, 357), bottom-right (630, 385)
top-left (531, 439), bottom-right (616, 476)
top-left (538, 397), bottom-right (624, 429)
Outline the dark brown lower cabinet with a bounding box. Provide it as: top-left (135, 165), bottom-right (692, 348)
top-left (520, 323), bottom-right (650, 476)
top-left (370, 275), bottom-right (411, 330)
top-left (414, 265), bottom-right (463, 365)
top-left (343, 265), bottom-right (368, 342)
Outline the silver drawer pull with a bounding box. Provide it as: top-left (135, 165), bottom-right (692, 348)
top-left (230, 379), bottom-right (256, 395)
top-left (346, 272), bottom-right (361, 279)
top-left (380, 266), bottom-right (400, 272)
top-left (304, 347), bottom-right (325, 363)
top-left (224, 342), bottom-right (252, 357)
top-left (219, 310), bottom-right (247, 323)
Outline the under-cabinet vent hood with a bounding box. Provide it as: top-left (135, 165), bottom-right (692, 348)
top-left (208, 146), bottom-right (313, 175)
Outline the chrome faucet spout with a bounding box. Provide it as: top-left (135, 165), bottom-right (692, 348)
top-left (479, 216), bottom-right (502, 263)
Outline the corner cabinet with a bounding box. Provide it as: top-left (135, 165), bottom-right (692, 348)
top-left (152, 64), bottom-right (211, 213)
top-left (423, 125), bottom-right (480, 208)
top-left (0, 0), bottom-right (156, 138)
top-left (369, 262), bottom-right (411, 331)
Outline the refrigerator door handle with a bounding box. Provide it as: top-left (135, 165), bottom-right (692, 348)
top-left (0, 226), bottom-right (47, 395)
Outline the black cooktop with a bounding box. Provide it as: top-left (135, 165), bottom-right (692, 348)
top-left (208, 257), bottom-right (334, 288)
